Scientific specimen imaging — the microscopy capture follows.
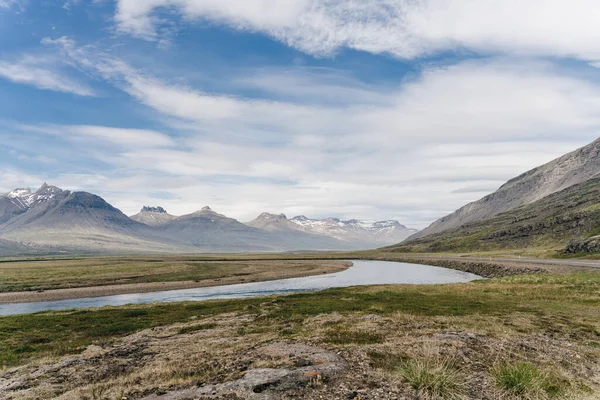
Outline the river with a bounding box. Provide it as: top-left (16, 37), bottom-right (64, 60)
top-left (0, 260), bottom-right (482, 316)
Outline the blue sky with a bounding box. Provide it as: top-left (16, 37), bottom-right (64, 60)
top-left (1, 0), bottom-right (600, 228)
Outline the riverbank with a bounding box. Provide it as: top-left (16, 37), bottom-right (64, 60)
top-left (3, 251), bottom-right (596, 304)
top-left (1, 266), bottom-right (599, 399)
top-left (0, 259), bottom-right (352, 304)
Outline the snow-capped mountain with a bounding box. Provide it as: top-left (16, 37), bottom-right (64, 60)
top-left (247, 213), bottom-right (418, 248)
top-left (0, 184), bottom-right (415, 254)
top-left (5, 188), bottom-right (34, 208)
top-left (4, 184), bottom-right (65, 210)
top-left (1, 184), bottom-right (66, 225)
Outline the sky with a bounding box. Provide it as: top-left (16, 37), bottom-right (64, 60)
top-left (1, 1), bottom-right (599, 229)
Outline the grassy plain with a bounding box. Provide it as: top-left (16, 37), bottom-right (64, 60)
top-left (0, 249), bottom-right (577, 295)
top-left (0, 254), bottom-right (599, 399)
top-left (0, 256), bottom-right (352, 303)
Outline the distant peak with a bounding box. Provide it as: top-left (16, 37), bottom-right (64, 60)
top-left (189, 206), bottom-right (217, 215)
top-left (6, 188), bottom-right (31, 198)
top-left (258, 212), bottom-right (287, 220)
top-left (141, 206), bottom-right (167, 214)
top-left (36, 183), bottom-right (63, 194)
top-left (291, 215), bottom-right (309, 221)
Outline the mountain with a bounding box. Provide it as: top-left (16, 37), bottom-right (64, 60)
top-left (386, 176), bottom-right (600, 254)
top-left (0, 190), bottom-right (29, 224)
top-left (247, 213), bottom-right (417, 249)
top-left (0, 185), bottom-right (405, 255)
top-left (0, 184), bottom-right (185, 254)
top-left (159, 207), bottom-right (350, 252)
top-left (0, 238), bottom-right (39, 256)
top-left (156, 206), bottom-right (275, 251)
top-left (130, 206), bottom-right (176, 226)
top-left (410, 138), bottom-right (600, 240)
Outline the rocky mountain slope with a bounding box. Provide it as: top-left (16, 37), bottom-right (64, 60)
top-left (0, 238), bottom-right (39, 256)
top-left (0, 189), bottom-right (34, 224)
top-left (388, 175), bottom-right (600, 254)
top-left (247, 213), bottom-right (417, 248)
top-left (130, 206), bottom-right (176, 226)
top-left (411, 138), bottom-right (600, 240)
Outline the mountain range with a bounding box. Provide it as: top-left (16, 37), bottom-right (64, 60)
top-left (247, 213), bottom-right (416, 247)
top-left (391, 137), bottom-right (600, 254)
top-left (4, 137), bottom-right (598, 256)
top-left (0, 186), bottom-right (416, 255)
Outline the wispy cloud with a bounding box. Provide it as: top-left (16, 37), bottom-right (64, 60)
top-left (0, 54), bottom-right (95, 96)
top-left (0, 0), bottom-right (24, 10)
top-left (113, 0), bottom-right (600, 64)
top-left (5, 33), bottom-right (600, 226)
top-left (20, 124), bottom-right (176, 148)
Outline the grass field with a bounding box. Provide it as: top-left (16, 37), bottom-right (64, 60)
top-left (0, 249), bottom-right (569, 295)
top-left (1, 256), bottom-right (599, 399)
top-left (0, 256), bottom-right (352, 293)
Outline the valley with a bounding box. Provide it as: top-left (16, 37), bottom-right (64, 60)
top-left (2, 133), bottom-right (600, 399)
top-left (0, 253), bottom-right (598, 399)
top-left (3, 3), bottom-right (600, 399)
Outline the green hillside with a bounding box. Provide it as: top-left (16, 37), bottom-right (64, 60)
top-left (386, 177), bottom-right (600, 254)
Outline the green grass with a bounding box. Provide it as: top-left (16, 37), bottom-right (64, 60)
top-left (1, 268), bottom-right (599, 368)
top-left (0, 256), bottom-right (349, 292)
top-left (492, 362), bottom-right (569, 399)
top-left (324, 327), bottom-right (384, 344)
top-left (397, 358), bottom-right (466, 400)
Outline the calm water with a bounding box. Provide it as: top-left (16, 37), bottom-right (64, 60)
top-left (0, 260), bottom-right (482, 316)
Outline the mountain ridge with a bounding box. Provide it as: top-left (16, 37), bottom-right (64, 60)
top-left (130, 206), bottom-right (176, 226)
top-left (409, 138), bottom-right (600, 240)
top-left (0, 186), bottom-right (407, 254)
top-left (247, 212), bottom-right (417, 247)
top-left (386, 176), bottom-right (600, 254)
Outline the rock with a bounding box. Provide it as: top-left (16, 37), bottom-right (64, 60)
top-left (564, 236), bottom-right (600, 253)
top-left (141, 343), bottom-right (347, 399)
top-left (82, 345), bottom-right (107, 358)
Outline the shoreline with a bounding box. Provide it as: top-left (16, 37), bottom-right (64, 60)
top-left (0, 260), bottom-right (352, 304)
top-left (1, 255), bottom-right (593, 305)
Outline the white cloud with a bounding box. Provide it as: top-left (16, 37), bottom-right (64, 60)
top-left (20, 124), bottom-right (176, 148)
top-left (0, 168), bottom-right (42, 195)
top-left (113, 0), bottom-right (600, 63)
top-left (0, 54), bottom-right (95, 96)
top-left (11, 38), bottom-right (600, 227)
top-left (0, 0), bottom-right (24, 9)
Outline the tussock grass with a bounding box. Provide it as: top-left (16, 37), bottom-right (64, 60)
top-left (492, 362), bottom-right (569, 399)
top-left (324, 327), bottom-right (384, 345)
top-left (397, 358), bottom-right (466, 400)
